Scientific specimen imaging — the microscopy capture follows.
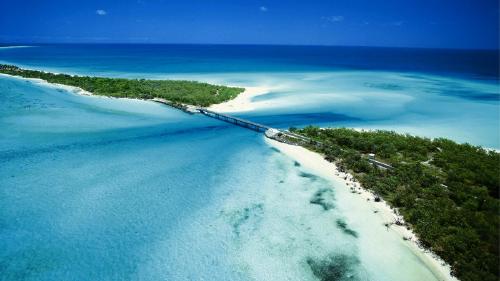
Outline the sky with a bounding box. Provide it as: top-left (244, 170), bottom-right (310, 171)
top-left (0, 0), bottom-right (498, 49)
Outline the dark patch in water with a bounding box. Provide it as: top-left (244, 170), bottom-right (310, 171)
top-left (424, 82), bottom-right (499, 102)
top-left (336, 219), bottom-right (358, 238)
top-left (439, 89), bottom-right (499, 101)
top-left (310, 188), bottom-right (335, 210)
top-left (307, 254), bottom-right (360, 281)
top-left (228, 203), bottom-right (264, 236)
top-left (364, 82), bottom-right (404, 91)
top-left (270, 147), bottom-right (281, 153)
top-left (299, 171), bottom-right (320, 181)
top-left (294, 161), bottom-right (301, 167)
top-left (0, 124), bottom-right (227, 163)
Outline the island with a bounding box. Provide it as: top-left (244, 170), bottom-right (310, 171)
top-left (1, 63), bottom-right (498, 281)
top-left (0, 64), bottom-right (245, 107)
top-left (289, 126), bottom-right (499, 281)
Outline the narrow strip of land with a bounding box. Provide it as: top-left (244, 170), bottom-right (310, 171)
top-left (0, 64), bottom-right (244, 107)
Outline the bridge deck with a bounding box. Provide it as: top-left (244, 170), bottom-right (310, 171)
top-left (198, 108), bottom-right (271, 132)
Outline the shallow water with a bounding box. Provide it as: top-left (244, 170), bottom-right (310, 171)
top-left (0, 74), bottom-right (442, 281)
top-left (169, 71), bottom-right (500, 148)
top-left (0, 45), bottom-right (498, 280)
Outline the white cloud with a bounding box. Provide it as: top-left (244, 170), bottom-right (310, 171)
top-left (260, 6), bottom-right (268, 12)
top-left (322, 15), bottom-right (344, 23)
top-left (96, 9), bottom-right (107, 16)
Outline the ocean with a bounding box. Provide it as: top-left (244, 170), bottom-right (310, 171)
top-left (0, 44), bottom-right (498, 280)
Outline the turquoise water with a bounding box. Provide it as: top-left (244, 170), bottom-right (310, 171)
top-left (1, 44), bottom-right (498, 147)
top-left (171, 71), bottom-right (500, 148)
top-left (1, 45), bottom-right (499, 280)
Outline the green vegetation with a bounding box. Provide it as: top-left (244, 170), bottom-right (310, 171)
top-left (292, 126), bottom-right (499, 281)
top-left (0, 64), bottom-right (244, 106)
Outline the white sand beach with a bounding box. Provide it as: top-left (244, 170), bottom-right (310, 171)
top-left (1, 73), bottom-right (273, 111)
top-left (264, 137), bottom-right (459, 281)
top-left (208, 85), bottom-right (271, 112)
top-left (0, 73), bottom-right (93, 96)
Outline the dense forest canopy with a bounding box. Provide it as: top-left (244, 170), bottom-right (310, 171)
top-left (292, 126), bottom-right (500, 281)
top-left (0, 64), bottom-right (244, 107)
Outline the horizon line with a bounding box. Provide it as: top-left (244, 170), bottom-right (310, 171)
top-left (0, 42), bottom-right (498, 52)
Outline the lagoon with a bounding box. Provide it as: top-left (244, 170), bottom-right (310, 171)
top-left (0, 44), bottom-right (498, 280)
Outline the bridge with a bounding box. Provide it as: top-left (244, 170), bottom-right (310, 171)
top-left (152, 98), bottom-right (276, 133)
top-left (198, 108), bottom-right (272, 132)
top-left (198, 107), bottom-right (394, 170)
top-left (197, 108), bottom-right (323, 148)
top-left (153, 99), bottom-right (394, 170)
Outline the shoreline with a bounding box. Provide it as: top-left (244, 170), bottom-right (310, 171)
top-left (208, 85), bottom-right (271, 112)
top-left (0, 72), bottom-right (256, 108)
top-left (0, 73), bottom-right (168, 108)
top-left (264, 137), bottom-right (459, 281)
top-left (0, 73), bottom-right (94, 96)
top-left (0, 71), bottom-right (468, 280)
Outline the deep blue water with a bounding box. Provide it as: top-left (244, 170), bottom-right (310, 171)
top-left (1, 44), bottom-right (498, 80)
top-left (0, 44), bottom-right (498, 280)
